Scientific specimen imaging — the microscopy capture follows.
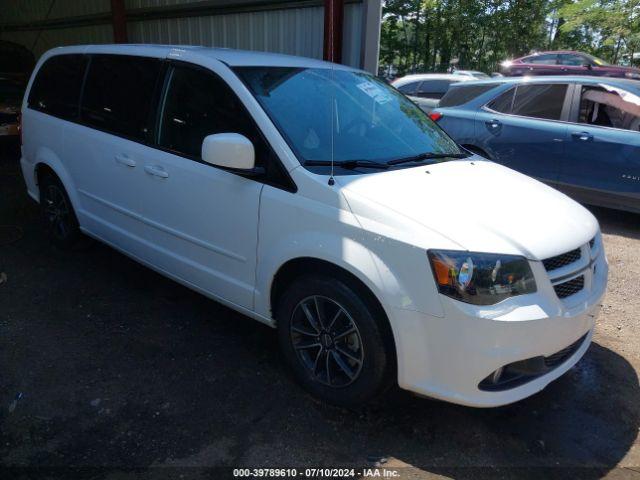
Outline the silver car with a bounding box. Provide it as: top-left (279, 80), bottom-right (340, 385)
top-left (391, 73), bottom-right (475, 113)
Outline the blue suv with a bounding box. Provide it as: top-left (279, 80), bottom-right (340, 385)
top-left (431, 76), bottom-right (640, 214)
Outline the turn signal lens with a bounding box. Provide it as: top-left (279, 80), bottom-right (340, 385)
top-left (428, 250), bottom-right (537, 305)
top-left (431, 255), bottom-right (454, 286)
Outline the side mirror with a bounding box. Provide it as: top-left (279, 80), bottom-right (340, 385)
top-left (583, 63), bottom-right (593, 70)
top-left (202, 133), bottom-right (255, 171)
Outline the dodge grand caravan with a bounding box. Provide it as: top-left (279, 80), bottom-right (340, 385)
top-left (20, 45), bottom-right (608, 407)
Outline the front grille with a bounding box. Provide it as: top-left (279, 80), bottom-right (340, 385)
top-left (554, 275), bottom-right (585, 299)
top-left (544, 334), bottom-right (587, 368)
top-left (543, 248), bottom-right (581, 271)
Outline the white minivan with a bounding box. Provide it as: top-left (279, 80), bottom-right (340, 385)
top-left (20, 45), bottom-right (608, 407)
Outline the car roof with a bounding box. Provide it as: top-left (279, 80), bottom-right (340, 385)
top-left (391, 73), bottom-right (473, 86)
top-left (515, 51), bottom-right (590, 61)
top-left (450, 75), bottom-right (640, 90)
top-left (42, 44), bottom-right (359, 71)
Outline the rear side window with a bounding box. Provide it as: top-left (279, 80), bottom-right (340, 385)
top-left (417, 80), bottom-right (453, 99)
top-left (487, 88), bottom-right (515, 113)
top-left (511, 84), bottom-right (567, 120)
top-left (158, 65), bottom-right (266, 165)
top-left (81, 55), bottom-right (161, 141)
top-left (439, 84), bottom-right (497, 107)
top-left (28, 54), bottom-right (87, 119)
top-left (397, 81), bottom-right (420, 95)
top-left (525, 54), bottom-right (558, 65)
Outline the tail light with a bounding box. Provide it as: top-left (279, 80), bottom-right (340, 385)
top-left (429, 111), bottom-right (442, 122)
top-left (17, 112), bottom-right (22, 145)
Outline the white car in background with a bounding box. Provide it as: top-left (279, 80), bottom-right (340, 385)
top-left (21, 45), bottom-right (607, 407)
top-left (391, 73), bottom-right (475, 113)
top-left (452, 69), bottom-right (491, 79)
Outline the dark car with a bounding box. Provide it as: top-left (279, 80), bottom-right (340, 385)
top-left (430, 76), bottom-right (640, 214)
top-left (0, 77), bottom-right (24, 137)
top-left (500, 50), bottom-right (640, 80)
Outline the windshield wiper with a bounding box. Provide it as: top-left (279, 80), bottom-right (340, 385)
top-left (304, 159), bottom-right (389, 170)
top-left (386, 151), bottom-right (471, 166)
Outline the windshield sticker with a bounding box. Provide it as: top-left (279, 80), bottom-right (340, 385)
top-left (356, 82), bottom-right (392, 104)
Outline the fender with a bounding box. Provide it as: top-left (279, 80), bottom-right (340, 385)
top-left (33, 147), bottom-right (82, 217)
top-left (254, 231), bottom-right (398, 323)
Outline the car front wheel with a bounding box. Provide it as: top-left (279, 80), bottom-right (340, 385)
top-left (276, 274), bottom-right (394, 406)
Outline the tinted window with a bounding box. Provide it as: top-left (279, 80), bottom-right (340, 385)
top-left (28, 54), bottom-right (88, 119)
top-left (159, 65), bottom-right (267, 164)
top-left (81, 55), bottom-right (161, 140)
top-left (397, 81), bottom-right (420, 95)
top-left (487, 88), bottom-right (514, 113)
top-left (525, 54), bottom-right (558, 65)
top-left (417, 80), bottom-right (454, 99)
top-left (511, 84), bottom-right (567, 120)
top-left (558, 54), bottom-right (586, 66)
top-left (439, 84), bottom-right (497, 107)
top-left (579, 86), bottom-right (640, 131)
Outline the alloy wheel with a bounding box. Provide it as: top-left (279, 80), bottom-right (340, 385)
top-left (43, 184), bottom-right (71, 240)
top-left (290, 295), bottom-right (364, 387)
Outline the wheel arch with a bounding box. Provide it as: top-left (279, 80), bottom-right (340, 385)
top-left (270, 256), bottom-right (397, 375)
top-left (32, 150), bottom-right (81, 214)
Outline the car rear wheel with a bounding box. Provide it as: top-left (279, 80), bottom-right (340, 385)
top-left (39, 173), bottom-right (82, 249)
top-left (276, 274), bottom-right (394, 406)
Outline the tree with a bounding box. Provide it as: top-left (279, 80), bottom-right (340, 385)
top-left (379, 0), bottom-right (640, 75)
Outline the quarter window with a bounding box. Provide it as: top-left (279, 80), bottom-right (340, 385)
top-left (416, 80), bottom-right (454, 99)
top-left (81, 55), bottom-right (161, 141)
top-left (397, 81), bottom-right (420, 95)
top-left (487, 88), bottom-right (514, 113)
top-left (28, 54), bottom-right (88, 120)
top-left (511, 84), bottom-right (567, 120)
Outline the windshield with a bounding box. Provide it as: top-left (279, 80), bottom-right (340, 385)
top-left (234, 67), bottom-right (461, 172)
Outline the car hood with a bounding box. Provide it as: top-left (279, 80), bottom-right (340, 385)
top-left (337, 159), bottom-right (598, 260)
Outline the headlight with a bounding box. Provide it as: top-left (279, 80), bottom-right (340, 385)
top-left (428, 250), bottom-right (537, 305)
top-left (625, 71), bottom-right (640, 79)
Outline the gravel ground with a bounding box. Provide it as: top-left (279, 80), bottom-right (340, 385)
top-left (1, 139), bottom-right (639, 479)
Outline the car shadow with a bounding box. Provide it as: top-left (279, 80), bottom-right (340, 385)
top-left (360, 341), bottom-right (640, 478)
top-left (588, 205), bottom-right (640, 240)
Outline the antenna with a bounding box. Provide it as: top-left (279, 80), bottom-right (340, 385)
top-left (328, 0), bottom-right (336, 186)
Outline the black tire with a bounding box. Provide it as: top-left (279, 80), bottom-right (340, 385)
top-left (39, 172), bottom-right (82, 249)
top-left (276, 274), bottom-right (394, 406)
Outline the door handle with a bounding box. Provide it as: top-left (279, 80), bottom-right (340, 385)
top-left (485, 119), bottom-right (502, 132)
top-left (571, 131), bottom-right (593, 142)
top-left (115, 154), bottom-right (136, 167)
top-left (144, 165), bottom-right (169, 178)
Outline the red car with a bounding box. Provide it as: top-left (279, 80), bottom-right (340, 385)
top-left (500, 50), bottom-right (640, 80)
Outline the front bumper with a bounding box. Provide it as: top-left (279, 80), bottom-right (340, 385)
top-left (392, 242), bottom-right (608, 407)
